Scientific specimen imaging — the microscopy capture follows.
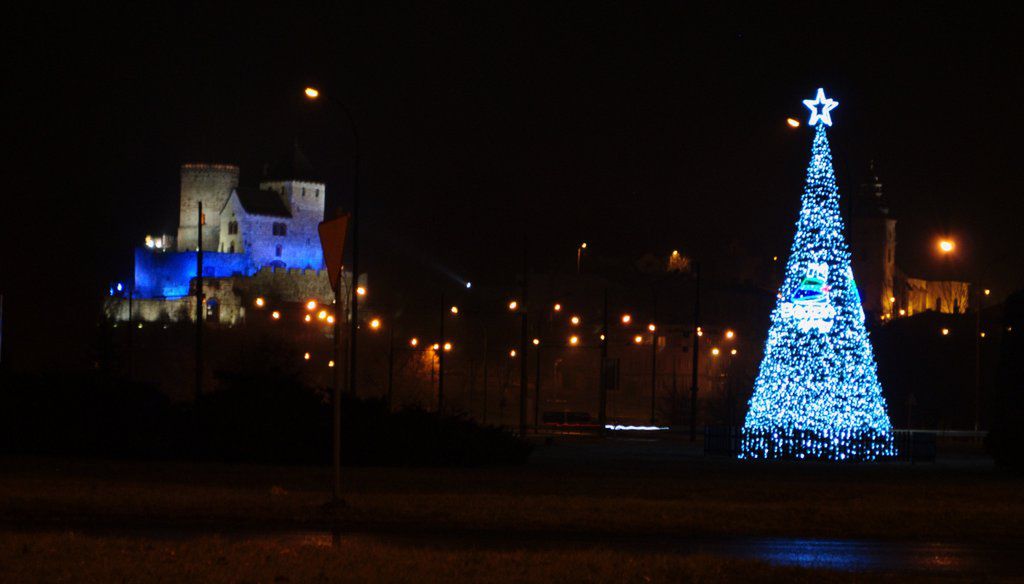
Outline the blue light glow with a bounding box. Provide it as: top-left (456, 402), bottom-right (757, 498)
top-left (133, 248), bottom-right (251, 298)
top-left (740, 108), bottom-right (895, 462)
top-left (802, 88), bottom-right (839, 127)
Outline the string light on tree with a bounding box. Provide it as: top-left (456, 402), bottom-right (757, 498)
top-left (740, 88), bottom-right (896, 462)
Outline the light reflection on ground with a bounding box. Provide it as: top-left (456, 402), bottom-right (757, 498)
top-left (248, 531), bottom-right (1011, 575)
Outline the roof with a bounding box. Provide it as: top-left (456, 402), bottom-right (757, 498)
top-left (232, 188), bottom-right (292, 218)
top-left (262, 141), bottom-right (321, 183)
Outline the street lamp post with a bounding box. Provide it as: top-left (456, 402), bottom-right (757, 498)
top-left (305, 86), bottom-right (359, 504)
top-left (689, 261), bottom-right (701, 442)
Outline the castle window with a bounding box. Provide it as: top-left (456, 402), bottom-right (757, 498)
top-left (302, 188), bottom-right (306, 197)
top-left (272, 222), bottom-right (287, 236)
top-left (275, 244), bottom-right (283, 257)
top-left (228, 221), bottom-right (238, 235)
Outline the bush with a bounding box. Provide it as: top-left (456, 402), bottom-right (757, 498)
top-left (0, 371), bottom-right (531, 467)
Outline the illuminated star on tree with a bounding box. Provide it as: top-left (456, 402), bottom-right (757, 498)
top-left (802, 87), bottom-right (839, 127)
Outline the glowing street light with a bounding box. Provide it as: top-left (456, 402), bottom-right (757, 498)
top-left (711, 347), bottom-right (720, 356)
top-left (303, 352), bottom-right (311, 360)
top-left (304, 87), bottom-right (320, 99)
top-left (647, 323), bottom-right (656, 333)
top-left (410, 337), bottom-right (419, 347)
top-left (941, 328), bottom-right (950, 336)
top-left (328, 360), bottom-right (335, 368)
top-left (356, 286), bottom-right (367, 297)
top-left (553, 303), bottom-right (562, 312)
top-left (621, 314), bottom-right (632, 325)
top-left (304, 314), bottom-right (312, 323)
top-left (509, 349), bottom-right (517, 358)
top-left (326, 315), bottom-right (335, 324)
top-left (730, 348), bottom-right (738, 356)
top-left (937, 239), bottom-right (955, 254)
top-left (532, 338), bottom-right (540, 346)
top-left (569, 335), bottom-right (579, 346)
top-left (450, 305), bottom-right (459, 315)
top-left (432, 343), bottom-right (440, 351)
top-left (633, 335), bottom-right (643, 345)
top-left (369, 318), bottom-right (381, 330)
top-left (725, 329), bottom-right (735, 340)
top-left (508, 300), bottom-right (519, 311)
top-left (317, 310), bottom-right (328, 320)
top-left (254, 297), bottom-right (265, 308)
top-left (570, 315), bottom-right (581, 326)
top-left (306, 300), bottom-right (318, 311)
top-left (696, 326), bottom-right (703, 337)
top-left (984, 289), bottom-right (991, 296)
top-left (443, 342), bottom-right (452, 352)
top-left (786, 118), bottom-right (801, 128)
top-left (271, 310), bottom-right (281, 320)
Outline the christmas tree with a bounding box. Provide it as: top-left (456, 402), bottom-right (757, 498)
top-left (740, 88), bottom-right (896, 461)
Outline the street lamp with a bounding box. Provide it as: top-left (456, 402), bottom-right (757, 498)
top-left (938, 239), bottom-right (955, 254)
top-left (577, 242), bottom-right (588, 273)
top-left (369, 318), bottom-right (381, 330)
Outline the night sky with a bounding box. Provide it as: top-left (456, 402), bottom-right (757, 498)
top-left (6, 4), bottom-right (1022, 370)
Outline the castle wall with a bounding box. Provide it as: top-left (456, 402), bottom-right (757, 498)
top-left (109, 264), bottom-right (343, 323)
top-left (176, 164), bottom-right (240, 252)
top-left (134, 247), bottom-right (251, 298)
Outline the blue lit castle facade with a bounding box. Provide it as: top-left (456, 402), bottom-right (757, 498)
top-left (105, 150), bottom-right (343, 324)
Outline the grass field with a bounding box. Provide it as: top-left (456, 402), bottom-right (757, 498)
top-left (0, 438), bottom-right (1020, 581)
top-left (1, 531), bottom-right (919, 583)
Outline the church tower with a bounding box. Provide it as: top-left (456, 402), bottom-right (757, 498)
top-left (847, 163), bottom-right (897, 320)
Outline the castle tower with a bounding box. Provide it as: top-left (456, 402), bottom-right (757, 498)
top-left (176, 163), bottom-right (240, 252)
top-left (258, 142), bottom-right (325, 218)
top-left (847, 162), bottom-right (897, 319)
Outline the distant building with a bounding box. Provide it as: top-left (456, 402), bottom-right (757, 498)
top-left (105, 146), bottom-right (348, 324)
top-left (847, 164), bottom-right (969, 321)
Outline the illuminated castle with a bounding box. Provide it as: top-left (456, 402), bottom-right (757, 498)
top-left (105, 148), bottom-right (343, 324)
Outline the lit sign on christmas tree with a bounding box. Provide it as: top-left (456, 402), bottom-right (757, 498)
top-left (740, 88), bottom-right (896, 462)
